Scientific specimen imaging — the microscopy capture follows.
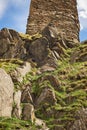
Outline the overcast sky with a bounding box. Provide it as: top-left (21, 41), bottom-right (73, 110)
top-left (0, 0), bottom-right (87, 41)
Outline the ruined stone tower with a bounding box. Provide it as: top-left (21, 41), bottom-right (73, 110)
top-left (26, 0), bottom-right (80, 42)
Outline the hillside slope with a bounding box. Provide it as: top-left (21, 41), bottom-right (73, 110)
top-left (0, 28), bottom-right (87, 130)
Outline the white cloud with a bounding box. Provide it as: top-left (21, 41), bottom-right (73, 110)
top-left (77, 0), bottom-right (87, 30)
top-left (0, 0), bottom-right (9, 19)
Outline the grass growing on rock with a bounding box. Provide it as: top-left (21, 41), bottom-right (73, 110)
top-left (0, 59), bottom-right (24, 73)
top-left (30, 46), bottom-right (87, 129)
top-left (19, 33), bottom-right (42, 41)
top-left (0, 43), bottom-right (87, 129)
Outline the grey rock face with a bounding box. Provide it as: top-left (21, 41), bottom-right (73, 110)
top-left (36, 87), bottom-right (57, 106)
top-left (0, 68), bottom-right (14, 117)
top-left (29, 37), bottom-right (49, 65)
top-left (0, 28), bottom-right (26, 59)
top-left (12, 90), bottom-right (22, 118)
top-left (69, 108), bottom-right (87, 130)
top-left (22, 103), bottom-right (35, 122)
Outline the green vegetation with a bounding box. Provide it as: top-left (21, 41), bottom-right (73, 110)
top-left (0, 59), bottom-right (24, 73)
top-left (19, 33), bottom-right (42, 40)
top-left (0, 117), bottom-right (39, 130)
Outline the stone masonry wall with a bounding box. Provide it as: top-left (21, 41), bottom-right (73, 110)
top-left (26, 0), bottom-right (80, 42)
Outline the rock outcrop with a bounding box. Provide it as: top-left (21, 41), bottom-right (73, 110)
top-left (0, 0), bottom-right (87, 130)
top-left (0, 30), bottom-right (87, 130)
top-left (0, 28), bottom-right (26, 59)
top-left (26, 26), bottom-right (72, 67)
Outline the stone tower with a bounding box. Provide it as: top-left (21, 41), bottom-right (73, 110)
top-left (26, 0), bottom-right (80, 42)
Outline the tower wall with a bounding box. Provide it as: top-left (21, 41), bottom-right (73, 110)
top-left (26, 0), bottom-right (80, 41)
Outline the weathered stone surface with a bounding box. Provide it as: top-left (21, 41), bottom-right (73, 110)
top-left (68, 108), bottom-right (87, 130)
top-left (22, 103), bottom-right (35, 122)
top-left (12, 90), bottom-right (22, 118)
top-left (70, 41), bottom-right (87, 63)
top-left (21, 86), bottom-right (49, 129)
top-left (35, 118), bottom-right (49, 130)
top-left (29, 37), bottom-right (49, 65)
top-left (35, 87), bottom-right (57, 106)
top-left (26, 0), bottom-right (80, 42)
top-left (28, 26), bottom-right (66, 67)
top-left (21, 86), bottom-right (33, 104)
top-left (42, 75), bottom-right (60, 91)
top-left (0, 68), bottom-right (14, 117)
top-left (42, 26), bottom-right (67, 54)
top-left (40, 64), bottom-right (55, 72)
top-left (0, 28), bottom-right (26, 59)
top-left (11, 62), bottom-right (31, 83)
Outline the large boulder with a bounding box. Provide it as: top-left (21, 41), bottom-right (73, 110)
top-left (0, 28), bottom-right (26, 59)
top-left (28, 37), bottom-right (49, 66)
top-left (0, 68), bottom-right (14, 117)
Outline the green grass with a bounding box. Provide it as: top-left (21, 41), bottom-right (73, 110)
top-left (0, 59), bottom-right (24, 73)
top-left (19, 33), bottom-right (42, 40)
top-left (0, 117), bottom-right (32, 130)
top-left (0, 62), bottom-right (18, 73)
top-left (0, 117), bottom-right (42, 130)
